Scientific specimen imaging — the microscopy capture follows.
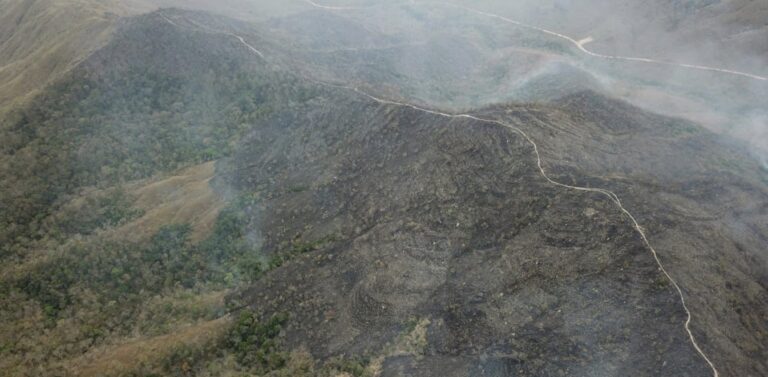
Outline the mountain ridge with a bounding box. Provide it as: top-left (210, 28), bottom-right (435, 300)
top-left (0, 3), bottom-right (765, 376)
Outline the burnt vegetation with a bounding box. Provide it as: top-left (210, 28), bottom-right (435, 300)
top-left (0, 5), bottom-right (766, 377)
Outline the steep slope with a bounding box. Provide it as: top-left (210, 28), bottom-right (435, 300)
top-left (218, 91), bottom-right (716, 376)
top-left (0, 9), bottom-right (312, 256)
top-left (1, 4), bottom-right (766, 377)
top-left (0, 0), bottom-right (118, 113)
top-left (0, 0), bottom-right (307, 114)
top-left (287, 1), bottom-right (768, 173)
top-left (478, 92), bottom-right (768, 376)
top-left (0, 10), bottom-right (333, 375)
top-left (211, 83), bottom-right (767, 376)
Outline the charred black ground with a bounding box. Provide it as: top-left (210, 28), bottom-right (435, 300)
top-left (0, 5), bottom-right (766, 377)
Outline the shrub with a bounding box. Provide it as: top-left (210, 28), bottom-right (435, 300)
top-left (226, 310), bottom-right (289, 370)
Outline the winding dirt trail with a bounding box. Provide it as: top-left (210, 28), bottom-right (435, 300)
top-left (169, 7), bottom-right (720, 377)
top-left (161, 13), bottom-right (265, 58)
top-left (304, 0), bottom-right (360, 10)
top-left (317, 78), bottom-right (724, 375)
top-left (344, 87), bottom-right (721, 377)
top-left (299, 2), bottom-right (722, 376)
top-left (445, 3), bottom-right (766, 82)
top-left (304, 0), bottom-right (767, 82)
top-left (232, 35), bottom-right (266, 58)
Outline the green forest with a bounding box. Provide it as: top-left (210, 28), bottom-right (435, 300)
top-left (0, 14), bottom-right (369, 375)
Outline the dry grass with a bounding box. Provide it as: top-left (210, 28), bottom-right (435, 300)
top-left (0, 0), bottom-right (120, 114)
top-left (118, 161), bottom-right (224, 242)
top-left (67, 316), bottom-right (231, 377)
top-left (0, 0), bottom-right (310, 116)
top-left (367, 318), bottom-right (431, 376)
top-left (133, 289), bottom-right (230, 334)
top-left (0, 161), bottom-right (223, 286)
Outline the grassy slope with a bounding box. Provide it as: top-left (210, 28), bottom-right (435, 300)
top-left (1, 2), bottom-right (765, 375)
top-left (0, 0), bottom-right (125, 115)
top-left (0, 8), bottom-right (370, 375)
top-left (0, 0), bottom-right (306, 116)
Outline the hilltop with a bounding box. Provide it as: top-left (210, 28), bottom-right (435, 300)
top-left (0, 2), bottom-right (766, 376)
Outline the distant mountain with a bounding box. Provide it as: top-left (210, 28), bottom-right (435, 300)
top-left (445, 0), bottom-right (768, 75)
top-left (0, 2), bottom-right (766, 376)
